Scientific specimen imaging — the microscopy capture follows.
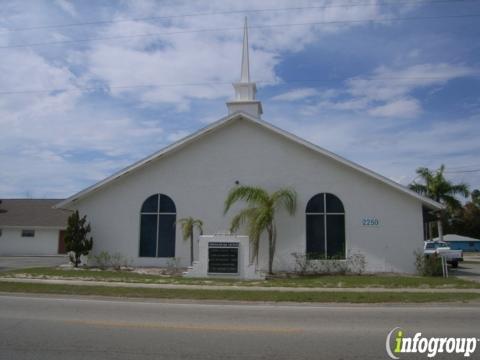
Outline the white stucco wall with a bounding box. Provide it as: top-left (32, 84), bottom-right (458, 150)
top-left (70, 116), bottom-right (425, 273)
top-left (0, 228), bottom-right (61, 256)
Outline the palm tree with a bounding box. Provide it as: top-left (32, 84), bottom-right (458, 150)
top-left (177, 217), bottom-right (203, 266)
top-left (224, 185), bottom-right (297, 275)
top-left (409, 165), bottom-right (469, 240)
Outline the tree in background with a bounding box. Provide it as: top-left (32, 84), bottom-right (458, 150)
top-left (471, 189), bottom-right (480, 207)
top-left (447, 190), bottom-right (480, 239)
top-left (64, 210), bottom-right (93, 267)
top-left (409, 165), bottom-right (469, 240)
top-left (224, 185), bottom-right (297, 275)
top-left (177, 217), bottom-right (203, 266)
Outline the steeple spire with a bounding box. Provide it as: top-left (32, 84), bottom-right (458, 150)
top-left (226, 17), bottom-right (263, 118)
top-left (240, 17), bottom-right (250, 83)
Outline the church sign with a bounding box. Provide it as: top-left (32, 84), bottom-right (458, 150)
top-left (208, 242), bottom-right (239, 274)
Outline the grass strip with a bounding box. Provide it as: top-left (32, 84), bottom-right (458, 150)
top-left (3, 267), bottom-right (480, 289)
top-left (0, 281), bottom-right (479, 303)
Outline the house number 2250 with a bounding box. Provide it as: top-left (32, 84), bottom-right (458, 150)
top-left (362, 218), bottom-right (379, 226)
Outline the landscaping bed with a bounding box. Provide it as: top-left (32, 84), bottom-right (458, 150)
top-left (2, 267), bottom-right (479, 289)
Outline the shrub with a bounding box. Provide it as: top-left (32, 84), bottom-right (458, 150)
top-left (93, 251), bottom-right (111, 270)
top-left (415, 251), bottom-right (443, 276)
top-left (64, 211), bottom-right (93, 267)
top-left (291, 252), bottom-right (367, 275)
top-left (91, 251), bottom-right (132, 270)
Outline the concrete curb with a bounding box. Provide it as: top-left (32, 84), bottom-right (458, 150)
top-left (1, 277), bottom-right (479, 293)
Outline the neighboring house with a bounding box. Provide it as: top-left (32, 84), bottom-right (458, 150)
top-left (435, 234), bottom-right (480, 252)
top-left (55, 23), bottom-right (442, 273)
top-left (0, 199), bottom-right (70, 256)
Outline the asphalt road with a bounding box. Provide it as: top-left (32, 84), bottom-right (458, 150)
top-left (0, 294), bottom-right (479, 360)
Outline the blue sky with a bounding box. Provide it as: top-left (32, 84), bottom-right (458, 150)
top-left (1, 0), bottom-right (479, 199)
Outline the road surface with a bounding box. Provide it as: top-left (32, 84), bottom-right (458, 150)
top-left (0, 294), bottom-right (478, 359)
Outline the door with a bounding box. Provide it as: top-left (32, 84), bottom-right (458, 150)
top-left (58, 230), bottom-right (66, 254)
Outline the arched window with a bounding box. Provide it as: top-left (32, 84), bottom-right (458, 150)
top-left (306, 193), bottom-right (345, 259)
top-left (139, 194), bottom-right (176, 257)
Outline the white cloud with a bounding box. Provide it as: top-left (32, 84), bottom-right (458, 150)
top-left (368, 98), bottom-right (421, 118)
top-left (271, 88), bottom-right (318, 102)
top-left (55, 0), bottom-right (77, 17)
top-left (301, 63), bottom-right (477, 118)
top-left (81, 0), bottom-right (409, 108)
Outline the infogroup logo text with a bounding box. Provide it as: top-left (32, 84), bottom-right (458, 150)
top-left (386, 327), bottom-right (478, 359)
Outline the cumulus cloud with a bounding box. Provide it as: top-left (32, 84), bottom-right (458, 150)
top-left (300, 63), bottom-right (477, 118)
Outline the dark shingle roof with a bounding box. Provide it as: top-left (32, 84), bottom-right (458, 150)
top-left (0, 199), bottom-right (70, 227)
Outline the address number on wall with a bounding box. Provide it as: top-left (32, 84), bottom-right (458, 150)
top-left (362, 218), bottom-right (380, 226)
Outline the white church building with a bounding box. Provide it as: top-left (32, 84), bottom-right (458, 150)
top-left (56, 21), bottom-right (442, 274)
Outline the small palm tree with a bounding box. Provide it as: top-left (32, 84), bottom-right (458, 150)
top-left (409, 164), bottom-right (469, 240)
top-left (224, 185), bottom-right (297, 275)
top-left (177, 217), bottom-right (203, 266)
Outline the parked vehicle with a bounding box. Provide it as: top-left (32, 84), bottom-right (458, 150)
top-left (424, 241), bottom-right (463, 268)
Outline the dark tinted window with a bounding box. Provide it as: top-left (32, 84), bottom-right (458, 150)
top-left (306, 193), bottom-right (345, 259)
top-left (139, 214), bottom-right (157, 257)
top-left (21, 229), bottom-right (35, 237)
top-left (306, 214), bottom-right (325, 258)
top-left (141, 194), bottom-right (158, 213)
top-left (326, 215), bottom-right (345, 258)
top-left (157, 214), bottom-right (176, 257)
top-left (326, 193), bottom-right (344, 213)
top-left (159, 194), bottom-right (176, 213)
top-left (306, 193), bottom-right (324, 213)
top-left (139, 194), bottom-right (176, 258)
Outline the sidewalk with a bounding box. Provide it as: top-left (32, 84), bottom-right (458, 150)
top-left (1, 277), bottom-right (479, 293)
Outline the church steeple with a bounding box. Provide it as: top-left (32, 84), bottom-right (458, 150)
top-left (240, 17), bottom-right (250, 83)
top-left (226, 17), bottom-right (263, 118)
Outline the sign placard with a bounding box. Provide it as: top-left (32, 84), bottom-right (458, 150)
top-left (208, 242), bottom-right (239, 274)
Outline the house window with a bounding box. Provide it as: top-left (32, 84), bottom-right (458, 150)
top-left (21, 229), bottom-right (35, 237)
top-left (306, 193), bottom-right (345, 259)
top-left (139, 194), bottom-right (176, 258)
top-left (0, 229), bottom-right (2, 237)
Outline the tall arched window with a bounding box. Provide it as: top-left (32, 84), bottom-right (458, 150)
top-left (139, 194), bottom-right (176, 257)
top-left (306, 193), bottom-right (345, 259)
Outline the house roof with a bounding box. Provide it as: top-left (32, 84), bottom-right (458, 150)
top-left (0, 199), bottom-right (70, 228)
top-left (55, 111), bottom-right (443, 210)
top-left (435, 234), bottom-right (480, 242)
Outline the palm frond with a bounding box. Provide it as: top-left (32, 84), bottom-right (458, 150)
top-left (409, 183), bottom-right (427, 196)
top-left (224, 186), bottom-right (269, 214)
top-left (449, 183), bottom-right (469, 197)
top-left (229, 207), bottom-right (259, 233)
top-left (271, 188), bottom-right (297, 215)
top-left (192, 219), bottom-right (204, 235)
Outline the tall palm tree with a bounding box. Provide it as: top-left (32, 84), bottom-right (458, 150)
top-left (224, 185), bottom-right (297, 275)
top-left (177, 217), bottom-right (203, 266)
top-left (409, 165), bottom-right (469, 240)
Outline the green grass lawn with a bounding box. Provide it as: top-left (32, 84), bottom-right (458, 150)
top-left (2, 267), bottom-right (479, 289)
top-left (0, 281), bottom-right (478, 303)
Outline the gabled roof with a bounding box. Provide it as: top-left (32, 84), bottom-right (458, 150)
top-left (0, 199), bottom-right (70, 228)
top-left (55, 111), bottom-right (443, 210)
